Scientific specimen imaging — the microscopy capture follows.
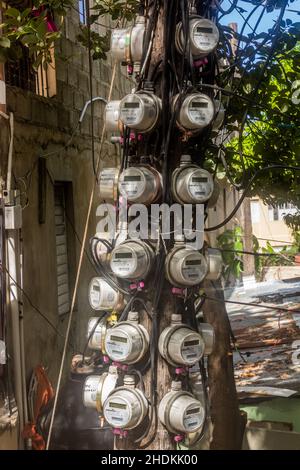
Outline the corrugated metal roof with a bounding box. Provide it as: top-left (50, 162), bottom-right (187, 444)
top-left (226, 280), bottom-right (300, 398)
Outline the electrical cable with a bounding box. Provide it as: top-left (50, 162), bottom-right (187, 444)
top-left (205, 165), bottom-right (300, 232)
top-left (45, 59), bottom-right (118, 450)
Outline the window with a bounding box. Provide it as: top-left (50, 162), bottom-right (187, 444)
top-left (78, 0), bottom-right (87, 24)
top-left (5, 46), bottom-right (57, 98)
top-left (250, 200), bottom-right (260, 223)
top-left (54, 183), bottom-right (75, 315)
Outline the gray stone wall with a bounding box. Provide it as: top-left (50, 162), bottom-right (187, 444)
top-left (0, 8), bottom-right (130, 387)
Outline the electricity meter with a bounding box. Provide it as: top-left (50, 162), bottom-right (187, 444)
top-left (118, 166), bottom-right (162, 205)
top-left (110, 239), bottom-right (154, 281)
top-left (171, 155), bottom-right (214, 204)
top-left (198, 323), bottom-right (215, 356)
top-left (119, 92), bottom-right (161, 133)
top-left (103, 375), bottom-right (148, 429)
top-left (105, 100), bottom-right (122, 133)
top-left (206, 248), bottom-right (223, 281)
top-left (165, 238), bottom-right (208, 287)
top-left (174, 93), bottom-right (215, 132)
top-left (213, 100), bottom-right (225, 131)
top-left (83, 366), bottom-right (118, 413)
top-left (88, 277), bottom-right (125, 311)
top-left (87, 316), bottom-right (111, 351)
top-left (158, 381), bottom-right (205, 434)
top-left (159, 314), bottom-right (205, 367)
top-left (98, 167), bottom-right (119, 202)
top-left (105, 311), bottom-right (149, 364)
top-left (111, 16), bottom-right (145, 66)
top-left (176, 17), bottom-right (219, 58)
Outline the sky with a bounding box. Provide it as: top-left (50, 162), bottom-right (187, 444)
top-left (219, 0), bottom-right (300, 34)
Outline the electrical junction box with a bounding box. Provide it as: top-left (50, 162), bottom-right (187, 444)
top-left (5, 204), bottom-right (22, 230)
top-left (158, 381), bottom-right (205, 434)
top-left (103, 375), bottom-right (148, 430)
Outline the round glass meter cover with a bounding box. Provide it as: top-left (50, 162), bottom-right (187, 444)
top-left (105, 331), bottom-right (130, 359)
top-left (111, 248), bottom-right (137, 277)
top-left (192, 20), bottom-right (219, 53)
top-left (104, 398), bottom-right (131, 426)
top-left (180, 335), bottom-right (203, 364)
top-left (119, 170), bottom-right (146, 199)
top-left (181, 254), bottom-right (206, 283)
top-left (188, 97), bottom-right (214, 126)
top-left (187, 170), bottom-right (213, 201)
top-left (120, 96), bottom-right (143, 126)
top-left (183, 404), bottom-right (204, 432)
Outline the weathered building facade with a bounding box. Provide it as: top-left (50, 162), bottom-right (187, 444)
top-left (0, 7), bottom-right (129, 448)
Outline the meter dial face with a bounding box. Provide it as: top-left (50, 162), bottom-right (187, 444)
top-left (104, 397), bottom-right (131, 427)
top-left (110, 246), bottom-right (137, 278)
top-left (105, 329), bottom-right (130, 360)
top-left (187, 169), bottom-right (214, 203)
top-left (183, 403), bottom-right (205, 432)
top-left (181, 252), bottom-right (207, 284)
top-left (119, 168), bottom-right (146, 201)
top-left (187, 95), bottom-right (215, 128)
top-left (180, 333), bottom-right (204, 364)
top-left (120, 95), bottom-right (143, 127)
top-left (191, 19), bottom-right (219, 55)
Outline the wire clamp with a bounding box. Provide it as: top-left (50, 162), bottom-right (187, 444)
top-left (129, 281), bottom-right (145, 291)
top-left (112, 361), bottom-right (128, 372)
top-left (175, 366), bottom-right (188, 375)
top-left (113, 428), bottom-right (128, 438)
top-left (103, 355), bottom-right (110, 364)
top-left (171, 287), bottom-right (186, 297)
top-left (193, 57), bottom-right (208, 68)
top-left (174, 434), bottom-right (185, 443)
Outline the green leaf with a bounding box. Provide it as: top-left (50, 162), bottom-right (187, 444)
top-left (0, 36), bottom-right (11, 48)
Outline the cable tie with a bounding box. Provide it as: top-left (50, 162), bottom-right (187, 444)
top-left (171, 287), bottom-right (186, 296)
top-left (175, 366), bottom-right (188, 375)
top-left (103, 355), bottom-right (110, 364)
top-left (127, 65), bottom-right (133, 75)
top-left (174, 434), bottom-right (185, 443)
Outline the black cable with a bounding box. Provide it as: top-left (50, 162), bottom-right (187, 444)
top-left (205, 165), bottom-right (300, 232)
top-left (3, 265), bottom-right (66, 340)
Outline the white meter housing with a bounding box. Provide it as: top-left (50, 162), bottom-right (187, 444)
top-left (111, 16), bottom-right (145, 65)
top-left (159, 314), bottom-right (205, 367)
top-left (198, 323), bottom-right (215, 356)
top-left (87, 316), bottom-right (109, 351)
top-left (105, 100), bottom-right (122, 133)
top-left (174, 93), bottom-right (215, 132)
top-left (172, 155), bottom-right (214, 204)
top-left (165, 240), bottom-right (208, 287)
top-left (159, 381), bottom-right (205, 434)
top-left (176, 16), bottom-right (219, 58)
top-left (118, 166), bottom-right (162, 205)
top-left (98, 167), bottom-right (119, 202)
top-left (88, 277), bottom-right (124, 312)
top-left (83, 367), bottom-right (118, 413)
top-left (119, 92), bottom-right (161, 133)
top-left (105, 311), bottom-right (149, 364)
top-left (206, 248), bottom-right (223, 281)
top-left (103, 375), bottom-right (148, 430)
top-left (110, 239), bottom-right (154, 281)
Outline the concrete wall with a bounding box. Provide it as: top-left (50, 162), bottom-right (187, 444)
top-left (0, 8), bottom-right (129, 421)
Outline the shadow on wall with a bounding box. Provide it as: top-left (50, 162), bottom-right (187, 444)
top-left (37, 375), bottom-right (114, 450)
